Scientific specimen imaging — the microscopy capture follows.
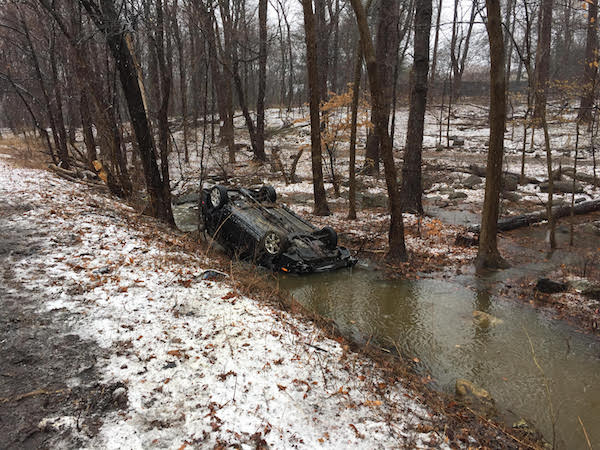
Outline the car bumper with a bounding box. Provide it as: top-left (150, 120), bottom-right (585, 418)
top-left (274, 247), bottom-right (357, 274)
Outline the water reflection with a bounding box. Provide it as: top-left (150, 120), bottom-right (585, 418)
top-left (280, 269), bottom-right (600, 449)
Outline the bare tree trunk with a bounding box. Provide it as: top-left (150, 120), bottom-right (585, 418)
top-left (232, 64), bottom-right (259, 155)
top-left (533, 0), bottom-right (553, 121)
top-left (348, 41), bottom-right (362, 220)
top-left (570, 121), bottom-right (580, 245)
top-left (63, 61), bottom-right (77, 146)
top-left (274, 3), bottom-right (286, 116)
top-left (330, 0), bottom-right (341, 94)
top-left (172, 0), bottom-right (189, 162)
top-left (542, 115), bottom-right (556, 248)
top-left (2, 71), bottom-right (57, 163)
top-left (579, 0), bottom-right (598, 123)
top-left (503, 0), bottom-right (515, 84)
top-left (475, 0), bottom-right (509, 270)
top-left (347, 0), bottom-right (374, 220)
top-left (216, 0), bottom-right (236, 163)
top-left (363, 0), bottom-right (400, 174)
top-left (315, 0), bottom-right (329, 100)
top-left (154, 0), bottom-right (174, 222)
top-left (255, 0), bottom-right (268, 161)
top-left (274, 0), bottom-right (294, 112)
top-left (21, 14), bottom-right (65, 168)
top-left (80, 90), bottom-right (97, 165)
top-left (449, 0), bottom-right (476, 100)
top-left (351, 0), bottom-right (407, 261)
top-left (301, 0), bottom-right (330, 216)
top-left (401, 0), bottom-right (432, 214)
top-left (49, 31), bottom-right (70, 169)
top-left (81, 0), bottom-right (174, 224)
top-left (559, 0), bottom-right (574, 77)
top-left (428, 0), bottom-right (443, 90)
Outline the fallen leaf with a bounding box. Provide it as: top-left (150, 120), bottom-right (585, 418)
top-left (349, 423), bottom-right (364, 439)
top-left (364, 400), bottom-right (382, 407)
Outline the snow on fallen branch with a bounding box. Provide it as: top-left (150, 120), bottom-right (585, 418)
top-left (468, 198), bottom-right (600, 233)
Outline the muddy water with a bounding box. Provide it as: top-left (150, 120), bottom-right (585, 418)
top-left (173, 202), bottom-right (200, 232)
top-left (279, 268), bottom-right (600, 449)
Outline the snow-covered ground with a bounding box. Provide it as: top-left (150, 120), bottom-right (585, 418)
top-left (0, 154), bottom-right (452, 448)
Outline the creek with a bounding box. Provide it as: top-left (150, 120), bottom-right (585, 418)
top-left (279, 267), bottom-right (599, 449)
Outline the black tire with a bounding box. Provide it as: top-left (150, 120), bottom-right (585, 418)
top-left (320, 226), bottom-right (338, 249)
top-left (209, 185), bottom-right (228, 209)
top-left (258, 185), bottom-right (277, 203)
top-left (259, 230), bottom-right (287, 257)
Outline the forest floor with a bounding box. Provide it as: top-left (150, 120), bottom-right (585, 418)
top-left (0, 143), bottom-right (538, 450)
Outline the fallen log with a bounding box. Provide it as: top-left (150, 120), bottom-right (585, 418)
top-left (467, 198), bottom-right (600, 233)
top-left (466, 164), bottom-right (542, 185)
top-left (49, 164), bottom-right (107, 191)
top-left (561, 167), bottom-right (598, 186)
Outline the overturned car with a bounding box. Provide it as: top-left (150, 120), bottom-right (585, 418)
top-left (201, 185), bottom-right (357, 273)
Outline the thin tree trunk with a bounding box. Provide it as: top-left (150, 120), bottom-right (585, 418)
top-left (542, 115), bottom-right (556, 248)
top-left (401, 0), bottom-right (432, 214)
top-left (232, 65), bottom-right (259, 155)
top-left (347, 0), bottom-right (374, 220)
top-left (503, 0), bottom-right (515, 84)
top-left (449, 0), bottom-right (476, 100)
top-left (475, 0), bottom-right (509, 270)
top-left (569, 122), bottom-right (580, 246)
top-left (255, 0), bottom-right (268, 161)
top-left (209, 2), bottom-right (235, 162)
top-left (429, 0), bottom-right (443, 91)
top-left (80, 90), bottom-right (97, 165)
top-left (330, 0), bottom-right (340, 94)
top-left (155, 0), bottom-right (174, 223)
top-left (533, 0), bottom-right (553, 121)
top-left (315, 0), bottom-right (329, 100)
top-left (351, 0), bottom-right (407, 261)
top-left (49, 33), bottom-right (70, 169)
top-left (3, 71), bottom-right (57, 163)
top-left (347, 41), bottom-right (362, 220)
top-left (363, 0), bottom-right (400, 174)
top-left (579, 0), bottom-right (598, 123)
top-left (172, 0), bottom-right (189, 162)
top-left (301, 0), bottom-right (330, 216)
top-left (21, 15), bottom-right (64, 168)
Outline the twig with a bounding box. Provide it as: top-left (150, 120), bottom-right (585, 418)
top-left (578, 416), bottom-right (593, 450)
top-left (463, 405), bottom-right (538, 449)
top-left (524, 327), bottom-right (557, 448)
top-left (305, 343), bottom-right (327, 352)
top-left (0, 388), bottom-right (66, 404)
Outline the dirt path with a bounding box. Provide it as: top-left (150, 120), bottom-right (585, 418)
top-left (0, 185), bottom-right (126, 449)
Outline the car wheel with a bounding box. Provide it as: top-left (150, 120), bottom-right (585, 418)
top-left (260, 230), bottom-right (287, 256)
top-left (320, 226), bottom-right (338, 249)
top-left (209, 185), bottom-right (228, 209)
top-left (258, 185), bottom-right (277, 203)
